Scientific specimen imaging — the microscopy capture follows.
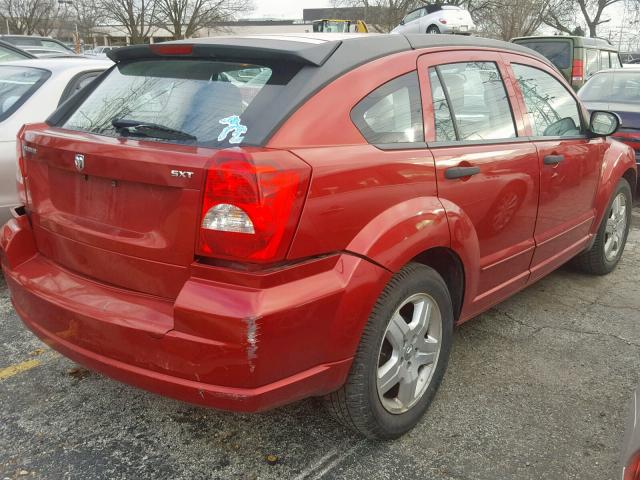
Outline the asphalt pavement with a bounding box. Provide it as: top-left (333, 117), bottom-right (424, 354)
top-left (1, 204), bottom-right (639, 480)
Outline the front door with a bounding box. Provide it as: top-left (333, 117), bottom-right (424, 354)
top-left (418, 51), bottom-right (540, 316)
top-left (507, 60), bottom-right (602, 281)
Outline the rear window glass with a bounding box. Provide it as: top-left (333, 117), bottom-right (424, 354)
top-left (62, 60), bottom-right (295, 146)
top-left (0, 66), bottom-right (49, 122)
top-left (515, 40), bottom-right (572, 70)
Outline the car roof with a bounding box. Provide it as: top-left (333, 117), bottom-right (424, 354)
top-left (0, 57), bottom-right (112, 72)
top-left (110, 33), bottom-right (552, 68)
top-left (512, 35), bottom-right (617, 50)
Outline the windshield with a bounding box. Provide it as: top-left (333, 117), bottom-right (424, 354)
top-left (516, 40), bottom-right (572, 70)
top-left (578, 71), bottom-right (640, 103)
top-left (62, 59), bottom-right (293, 146)
top-left (0, 66), bottom-right (49, 121)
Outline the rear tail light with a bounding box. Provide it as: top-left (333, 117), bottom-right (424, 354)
top-left (624, 451), bottom-right (640, 480)
top-left (571, 59), bottom-right (584, 83)
top-left (197, 148), bottom-right (311, 263)
top-left (438, 18), bottom-right (448, 24)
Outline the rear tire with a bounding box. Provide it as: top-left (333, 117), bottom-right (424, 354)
top-left (426, 25), bottom-right (441, 34)
top-left (573, 178), bottom-right (632, 275)
top-left (323, 263), bottom-right (453, 439)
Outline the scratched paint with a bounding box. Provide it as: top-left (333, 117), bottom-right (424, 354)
top-left (245, 317), bottom-right (258, 373)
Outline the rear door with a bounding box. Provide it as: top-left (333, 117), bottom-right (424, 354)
top-left (418, 51), bottom-right (540, 315)
top-left (505, 55), bottom-right (603, 281)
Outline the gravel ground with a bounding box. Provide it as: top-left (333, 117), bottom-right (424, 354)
top-left (1, 204), bottom-right (639, 480)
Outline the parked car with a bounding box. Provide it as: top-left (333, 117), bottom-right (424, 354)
top-left (85, 46), bottom-right (118, 58)
top-left (0, 58), bottom-right (111, 224)
top-left (578, 69), bottom-right (640, 174)
top-left (511, 35), bottom-right (622, 90)
top-left (0, 35), bottom-right (75, 54)
top-left (2, 34), bottom-right (636, 440)
top-left (622, 387), bottom-right (640, 480)
top-left (391, 4), bottom-right (475, 34)
top-left (19, 47), bottom-right (80, 59)
top-left (0, 40), bottom-right (35, 62)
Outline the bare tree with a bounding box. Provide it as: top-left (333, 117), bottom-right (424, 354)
top-left (0, 0), bottom-right (61, 35)
top-left (99, 0), bottom-right (157, 44)
top-left (545, 0), bottom-right (623, 37)
top-left (72, 0), bottom-right (106, 39)
top-left (155, 0), bottom-right (252, 39)
top-left (476, 0), bottom-right (551, 39)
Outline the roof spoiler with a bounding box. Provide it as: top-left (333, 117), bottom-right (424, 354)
top-left (108, 38), bottom-right (342, 67)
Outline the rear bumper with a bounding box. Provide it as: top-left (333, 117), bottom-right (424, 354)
top-left (1, 209), bottom-right (390, 412)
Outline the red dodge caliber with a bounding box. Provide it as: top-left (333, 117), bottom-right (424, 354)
top-left (2, 34), bottom-right (636, 439)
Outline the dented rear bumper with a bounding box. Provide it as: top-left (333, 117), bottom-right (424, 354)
top-left (1, 209), bottom-right (390, 411)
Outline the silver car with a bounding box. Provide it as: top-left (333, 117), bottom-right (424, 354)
top-left (622, 387), bottom-right (640, 480)
top-left (391, 4), bottom-right (475, 35)
top-left (0, 58), bottom-right (111, 224)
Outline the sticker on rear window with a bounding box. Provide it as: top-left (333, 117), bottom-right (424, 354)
top-left (218, 115), bottom-right (247, 144)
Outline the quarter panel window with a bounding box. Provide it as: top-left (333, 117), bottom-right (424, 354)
top-left (610, 52), bottom-right (622, 69)
top-left (351, 71), bottom-right (424, 144)
top-left (429, 61), bottom-right (516, 142)
top-left (512, 63), bottom-right (582, 137)
top-left (600, 50), bottom-right (610, 69)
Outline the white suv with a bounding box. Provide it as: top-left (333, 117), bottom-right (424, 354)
top-left (391, 4), bottom-right (475, 35)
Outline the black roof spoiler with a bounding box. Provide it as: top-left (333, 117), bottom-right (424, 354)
top-left (108, 38), bottom-right (342, 67)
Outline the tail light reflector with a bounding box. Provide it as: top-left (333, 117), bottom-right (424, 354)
top-left (197, 148), bottom-right (311, 263)
top-left (571, 59), bottom-right (584, 83)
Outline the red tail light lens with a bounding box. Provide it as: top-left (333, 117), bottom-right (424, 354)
top-left (438, 18), bottom-right (448, 24)
top-left (197, 148), bottom-right (311, 263)
top-left (624, 451), bottom-right (640, 480)
top-left (571, 59), bottom-right (584, 83)
top-left (150, 44), bottom-right (193, 56)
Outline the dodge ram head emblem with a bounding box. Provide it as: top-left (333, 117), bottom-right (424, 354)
top-left (74, 154), bottom-right (85, 172)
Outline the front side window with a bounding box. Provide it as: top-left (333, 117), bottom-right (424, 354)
top-left (428, 62), bottom-right (516, 142)
top-left (351, 71), bottom-right (424, 144)
top-left (0, 66), bottom-right (49, 122)
top-left (62, 60), bottom-right (294, 146)
top-left (512, 64), bottom-right (582, 137)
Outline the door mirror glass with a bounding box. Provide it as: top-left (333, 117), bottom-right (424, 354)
top-left (590, 111), bottom-right (619, 136)
top-left (400, 19), bottom-right (405, 25)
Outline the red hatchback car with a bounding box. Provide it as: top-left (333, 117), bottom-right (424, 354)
top-left (1, 34), bottom-right (636, 439)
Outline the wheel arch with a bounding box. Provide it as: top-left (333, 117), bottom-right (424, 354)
top-left (412, 247), bottom-right (465, 322)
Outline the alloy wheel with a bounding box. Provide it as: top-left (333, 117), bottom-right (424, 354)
top-left (604, 192), bottom-right (628, 262)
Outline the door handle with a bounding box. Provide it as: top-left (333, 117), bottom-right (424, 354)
top-left (445, 166), bottom-right (481, 179)
top-left (543, 155), bottom-right (564, 165)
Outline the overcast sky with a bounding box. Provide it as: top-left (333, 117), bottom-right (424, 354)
top-left (248, 0), bottom-right (331, 19)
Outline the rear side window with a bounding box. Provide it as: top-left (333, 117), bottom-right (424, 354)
top-left (600, 50), bottom-right (610, 69)
top-left (351, 71), bottom-right (424, 144)
top-left (512, 64), bottom-right (582, 137)
top-left (610, 52), bottom-right (622, 69)
top-left (585, 49), bottom-right (599, 78)
top-left (0, 45), bottom-right (29, 61)
top-left (0, 66), bottom-right (49, 122)
top-left (428, 62), bottom-right (516, 142)
top-left (62, 60), bottom-right (296, 146)
top-left (515, 40), bottom-right (572, 70)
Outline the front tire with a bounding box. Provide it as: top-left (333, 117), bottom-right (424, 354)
top-left (324, 263), bottom-right (453, 439)
top-left (573, 178), bottom-right (632, 275)
top-left (426, 25), bottom-right (441, 34)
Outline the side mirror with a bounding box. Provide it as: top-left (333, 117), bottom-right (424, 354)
top-left (590, 111), bottom-right (620, 136)
top-left (400, 20), bottom-right (405, 25)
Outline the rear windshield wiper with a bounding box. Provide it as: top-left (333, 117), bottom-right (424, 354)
top-left (112, 118), bottom-right (197, 142)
